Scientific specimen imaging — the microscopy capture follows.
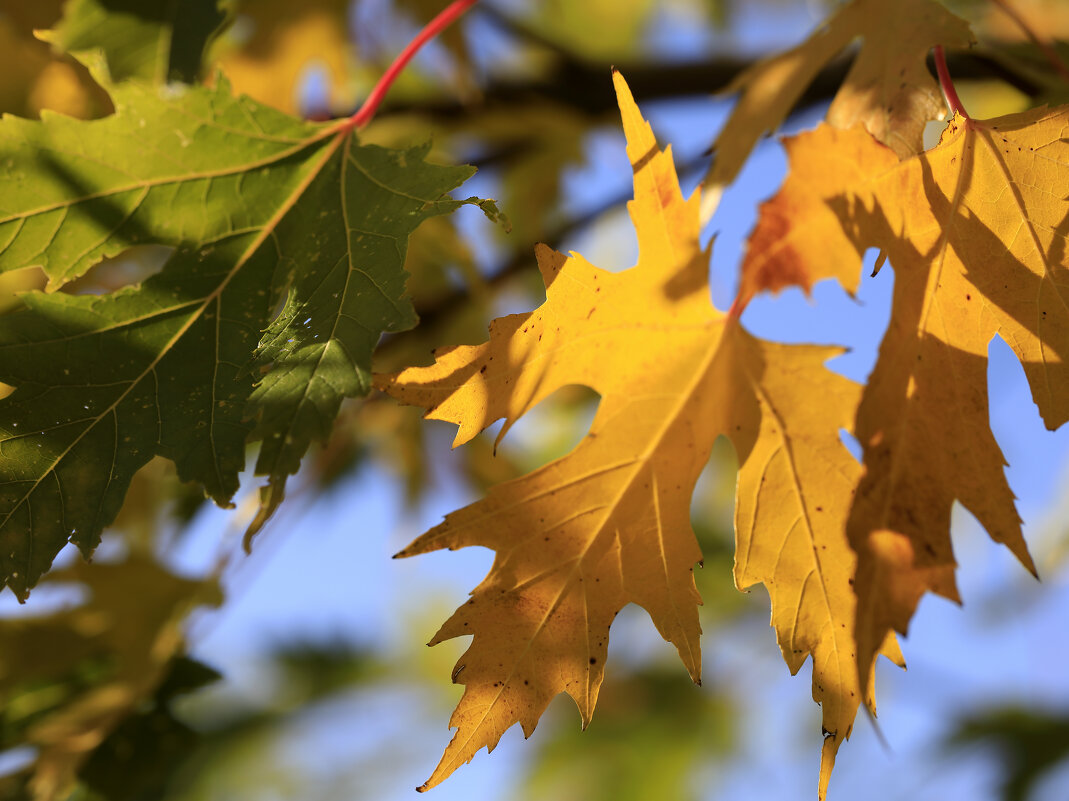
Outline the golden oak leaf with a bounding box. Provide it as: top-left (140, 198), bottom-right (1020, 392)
top-left (704, 0), bottom-right (972, 210)
top-left (743, 108), bottom-right (1069, 693)
top-left (376, 73), bottom-right (897, 795)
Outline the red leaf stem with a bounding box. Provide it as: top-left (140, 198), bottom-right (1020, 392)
top-left (934, 45), bottom-right (969, 120)
top-left (346, 0), bottom-right (478, 131)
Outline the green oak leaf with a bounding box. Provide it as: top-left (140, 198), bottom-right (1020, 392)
top-left (0, 73), bottom-right (497, 599)
top-left (41, 0), bottom-right (230, 84)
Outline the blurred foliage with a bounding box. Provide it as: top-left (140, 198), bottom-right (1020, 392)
top-left (945, 706), bottom-right (1069, 801)
top-left (969, 0), bottom-right (1069, 41)
top-left (0, 0), bottom-right (109, 118)
top-left (521, 666), bottom-right (734, 801)
top-left (76, 657), bottom-right (222, 801)
top-left (529, 0), bottom-right (659, 59)
top-left (121, 640), bottom-right (385, 801)
top-left (0, 557), bottom-right (220, 800)
top-left (210, 0), bottom-right (363, 115)
top-left (68, 634), bottom-right (738, 801)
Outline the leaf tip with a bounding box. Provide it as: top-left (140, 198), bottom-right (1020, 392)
top-left (534, 243), bottom-right (567, 289)
top-left (612, 71), bottom-right (656, 164)
top-left (1017, 546), bottom-right (1039, 580)
top-left (818, 733), bottom-right (838, 801)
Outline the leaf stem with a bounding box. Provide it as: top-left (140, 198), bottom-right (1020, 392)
top-left (934, 45), bottom-right (969, 119)
top-left (727, 292), bottom-right (747, 321)
top-left (991, 0), bottom-right (1069, 84)
top-left (346, 0), bottom-right (478, 131)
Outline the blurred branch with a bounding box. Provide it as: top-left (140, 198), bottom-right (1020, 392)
top-left (945, 706), bottom-right (1069, 801)
top-left (364, 50), bottom-right (1044, 121)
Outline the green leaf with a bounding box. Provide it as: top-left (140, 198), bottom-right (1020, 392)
top-left (0, 74), bottom-right (495, 599)
top-left (245, 143), bottom-right (503, 544)
top-left (41, 0), bottom-right (230, 84)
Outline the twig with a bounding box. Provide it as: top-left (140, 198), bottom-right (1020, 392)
top-left (346, 0), bottom-right (479, 131)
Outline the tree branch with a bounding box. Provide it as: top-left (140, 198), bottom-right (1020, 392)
top-left (364, 49), bottom-right (1043, 122)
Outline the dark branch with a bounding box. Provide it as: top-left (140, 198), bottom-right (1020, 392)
top-left (367, 50), bottom-right (1043, 123)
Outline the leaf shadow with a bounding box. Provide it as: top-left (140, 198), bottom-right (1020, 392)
top-left (32, 150), bottom-right (159, 286)
top-left (823, 190), bottom-right (1034, 587)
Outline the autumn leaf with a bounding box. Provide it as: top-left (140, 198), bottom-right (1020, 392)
top-left (0, 62), bottom-right (499, 598)
top-left (743, 108), bottom-right (1069, 693)
top-left (42, 0), bottom-right (229, 84)
top-left (704, 0), bottom-right (973, 209)
top-left (376, 72), bottom-right (897, 794)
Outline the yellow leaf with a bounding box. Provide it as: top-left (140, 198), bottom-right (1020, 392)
top-left (743, 108), bottom-right (1069, 693)
top-left (733, 337), bottom-right (903, 798)
top-left (211, 0), bottom-right (358, 114)
top-left (704, 0), bottom-right (972, 204)
top-left (376, 73), bottom-right (897, 794)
